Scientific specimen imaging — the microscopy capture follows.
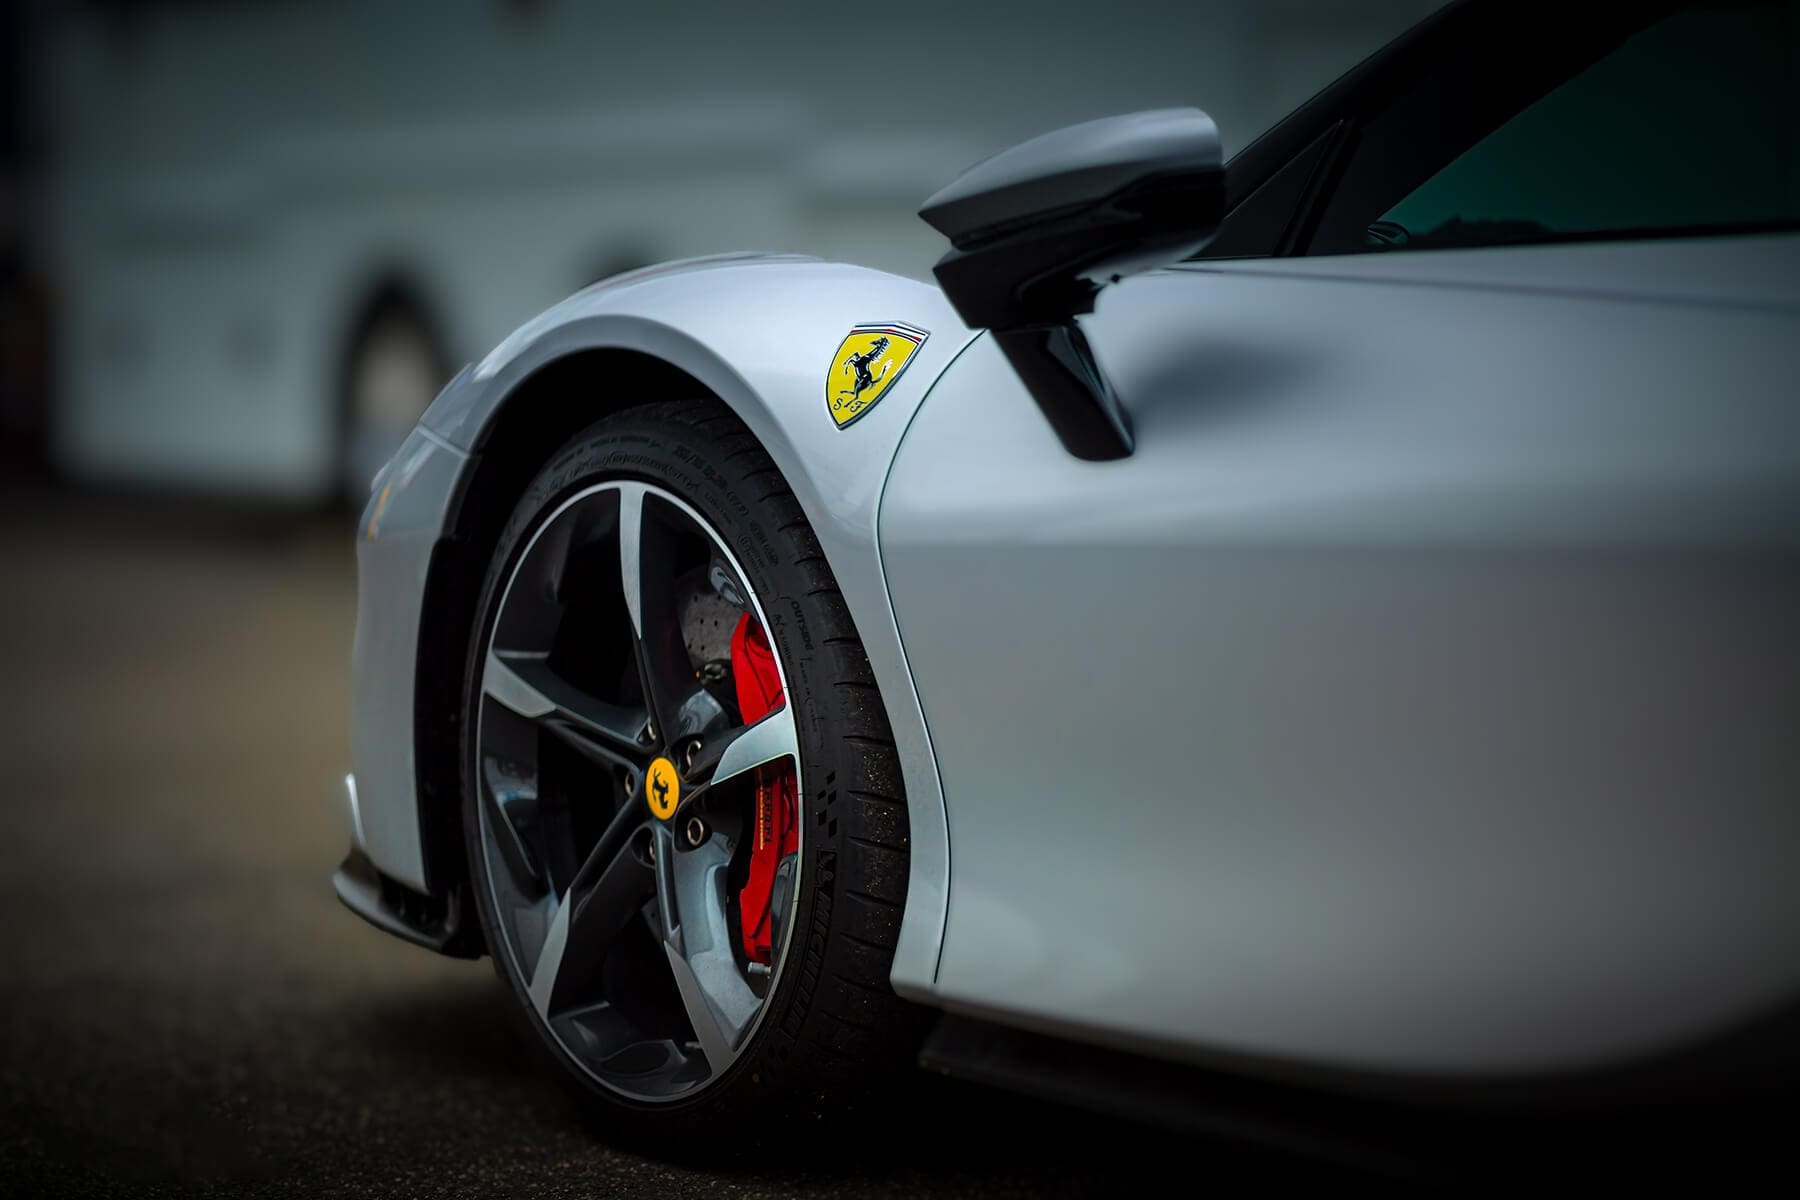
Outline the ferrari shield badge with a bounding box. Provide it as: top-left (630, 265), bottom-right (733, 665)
top-left (826, 322), bottom-right (928, 428)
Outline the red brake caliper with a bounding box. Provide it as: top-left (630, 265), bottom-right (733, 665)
top-left (729, 613), bottom-right (798, 966)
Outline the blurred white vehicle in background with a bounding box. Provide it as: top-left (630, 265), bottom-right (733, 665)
top-left (35, 0), bottom-right (1435, 502)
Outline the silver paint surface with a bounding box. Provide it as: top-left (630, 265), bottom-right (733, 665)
top-left (350, 425), bottom-right (470, 890)
top-left (881, 235), bottom-right (1800, 1075)
top-left (353, 232), bottom-right (1800, 1078)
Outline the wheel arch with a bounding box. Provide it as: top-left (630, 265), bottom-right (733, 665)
top-left (402, 260), bottom-right (967, 996)
top-left (335, 269), bottom-right (455, 492)
top-left (411, 347), bottom-right (719, 908)
top-left (337, 270), bottom-right (454, 400)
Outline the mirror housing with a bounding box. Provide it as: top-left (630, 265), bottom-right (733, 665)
top-left (920, 108), bottom-right (1225, 459)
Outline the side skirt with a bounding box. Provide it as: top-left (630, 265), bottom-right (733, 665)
top-left (917, 1012), bottom-right (1798, 1185)
top-left (919, 1014), bottom-right (1448, 1182)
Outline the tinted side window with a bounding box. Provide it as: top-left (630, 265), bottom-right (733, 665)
top-left (1309, 1), bottom-right (1800, 254)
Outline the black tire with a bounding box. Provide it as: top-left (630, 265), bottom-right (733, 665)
top-left (459, 397), bottom-right (919, 1145)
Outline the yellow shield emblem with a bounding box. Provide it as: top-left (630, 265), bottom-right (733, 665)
top-left (826, 322), bottom-right (928, 428)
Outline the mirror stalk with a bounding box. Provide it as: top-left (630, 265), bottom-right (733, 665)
top-left (920, 109), bottom-right (1226, 460)
top-left (992, 324), bottom-right (1133, 460)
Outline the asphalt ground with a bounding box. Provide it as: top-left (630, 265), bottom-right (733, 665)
top-left (0, 492), bottom-right (1351, 1197)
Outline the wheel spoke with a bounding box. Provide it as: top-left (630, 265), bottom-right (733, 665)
top-left (617, 484), bottom-right (706, 744)
top-left (528, 801), bottom-right (653, 1019)
top-left (479, 756), bottom-right (544, 893)
top-left (484, 650), bottom-right (649, 770)
top-left (663, 941), bottom-right (737, 1076)
top-left (670, 707), bottom-right (799, 828)
top-left (698, 707), bottom-right (799, 790)
top-left (652, 826), bottom-right (762, 1076)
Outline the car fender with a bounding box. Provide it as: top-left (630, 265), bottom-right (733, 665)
top-left (418, 253), bottom-right (979, 997)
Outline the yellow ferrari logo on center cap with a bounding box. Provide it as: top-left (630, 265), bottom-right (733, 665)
top-left (827, 322), bottom-right (928, 428)
top-left (646, 757), bottom-right (680, 821)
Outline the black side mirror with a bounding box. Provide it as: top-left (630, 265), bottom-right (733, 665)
top-left (920, 109), bottom-right (1225, 460)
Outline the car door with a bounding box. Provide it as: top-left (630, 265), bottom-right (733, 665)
top-left (880, 0), bottom-right (1800, 1079)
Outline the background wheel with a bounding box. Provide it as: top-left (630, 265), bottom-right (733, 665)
top-left (339, 289), bottom-right (447, 500)
top-left (460, 398), bottom-right (918, 1140)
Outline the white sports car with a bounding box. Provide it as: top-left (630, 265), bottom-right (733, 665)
top-left (336, 0), bottom-right (1799, 1150)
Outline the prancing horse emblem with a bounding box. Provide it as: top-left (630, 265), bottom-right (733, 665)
top-left (841, 337), bottom-right (893, 405)
top-left (645, 756), bottom-right (679, 821)
top-left (825, 322), bottom-right (929, 429)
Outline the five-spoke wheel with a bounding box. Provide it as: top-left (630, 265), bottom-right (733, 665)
top-left (475, 479), bottom-right (802, 1101)
top-left (460, 402), bottom-right (917, 1132)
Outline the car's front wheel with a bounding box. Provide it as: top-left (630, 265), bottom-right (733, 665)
top-left (460, 398), bottom-right (916, 1139)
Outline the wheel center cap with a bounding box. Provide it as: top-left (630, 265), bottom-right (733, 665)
top-left (645, 756), bottom-right (680, 821)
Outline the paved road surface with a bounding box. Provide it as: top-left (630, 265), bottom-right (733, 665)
top-left (0, 494), bottom-right (1342, 1197)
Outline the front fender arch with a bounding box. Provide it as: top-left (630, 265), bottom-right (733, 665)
top-left (410, 345), bottom-right (721, 918)
top-left (411, 260), bottom-right (971, 997)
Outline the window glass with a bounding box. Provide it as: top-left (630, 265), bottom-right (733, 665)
top-left (1332, 2), bottom-right (1799, 253)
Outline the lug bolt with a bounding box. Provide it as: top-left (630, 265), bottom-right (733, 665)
top-left (684, 740), bottom-right (701, 770)
top-left (683, 815), bottom-right (709, 848)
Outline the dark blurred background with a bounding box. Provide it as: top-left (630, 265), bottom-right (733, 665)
top-left (4, 0), bottom-right (1440, 503)
top-left (0, 2), bottom-right (1442, 1193)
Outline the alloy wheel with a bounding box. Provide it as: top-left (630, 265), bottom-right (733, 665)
top-left (474, 479), bottom-right (803, 1102)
